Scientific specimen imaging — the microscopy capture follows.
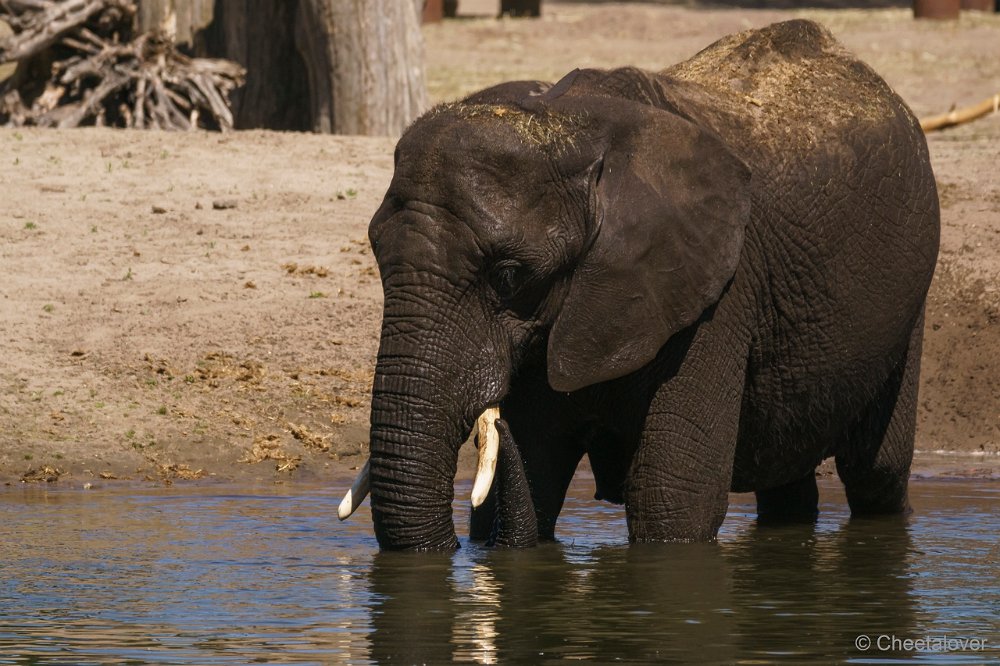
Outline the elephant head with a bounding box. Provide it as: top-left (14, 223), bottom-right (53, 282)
top-left (340, 70), bottom-right (752, 550)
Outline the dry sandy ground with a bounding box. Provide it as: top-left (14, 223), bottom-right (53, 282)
top-left (2, 2), bottom-right (998, 487)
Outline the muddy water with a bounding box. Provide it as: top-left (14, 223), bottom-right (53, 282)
top-left (1, 476), bottom-right (997, 665)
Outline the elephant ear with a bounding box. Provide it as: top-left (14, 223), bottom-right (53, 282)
top-left (546, 101), bottom-right (751, 392)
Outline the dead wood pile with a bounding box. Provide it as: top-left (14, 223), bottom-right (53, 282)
top-left (0, 0), bottom-right (245, 130)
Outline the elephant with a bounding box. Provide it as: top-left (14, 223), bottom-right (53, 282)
top-left (339, 19), bottom-right (940, 550)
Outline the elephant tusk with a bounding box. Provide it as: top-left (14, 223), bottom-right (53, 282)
top-left (471, 406), bottom-right (501, 508)
top-left (338, 459), bottom-right (370, 521)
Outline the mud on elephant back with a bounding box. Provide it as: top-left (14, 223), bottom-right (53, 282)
top-left (338, 19), bottom-right (940, 551)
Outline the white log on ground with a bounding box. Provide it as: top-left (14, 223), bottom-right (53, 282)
top-left (921, 93), bottom-right (1000, 132)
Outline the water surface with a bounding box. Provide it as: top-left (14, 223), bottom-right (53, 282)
top-left (1, 476), bottom-right (997, 664)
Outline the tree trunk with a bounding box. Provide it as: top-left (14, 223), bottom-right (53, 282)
top-left (299, 0), bottom-right (427, 135)
top-left (137, 0), bottom-right (428, 135)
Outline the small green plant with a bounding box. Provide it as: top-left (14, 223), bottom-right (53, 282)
top-left (90, 224), bottom-right (97, 233)
top-left (159, 150), bottom-right (169, 159)
top-left (12, 131), bottom-right (22, 141)
top-left (23, 454), bottom-right (32, 461)
top-left (24, 221), bottom-right (37, 230)
top-left (146, 378), bottom-right (158, 387)
top-left (125, 429), bottom-right (136, 440)
top-left (53, 390), bottom-right (64, 397)
top-left (156, 405), bottom-right (168, 415)
top-left (106, 162), bottom-right (113, 173)
top-left (94, 401), bottom-right (105, 408)
top-left (54, 453), bottom-right (63, 460)
top-left (13, 157), bottom-right (20, 165)
top-left (346, 188), bottom-right (358, 198)
top-left (308, 291), bottom-right (327, 299)
top-left (184, 375), bottom-right (196, 383)
top-left (42, 304), bottom-right (54, 313)
top-left (122, 268), bottom-right (133, 281)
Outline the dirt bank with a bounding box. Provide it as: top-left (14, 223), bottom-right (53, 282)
top-left (2, 3), bottom-right (998, 486)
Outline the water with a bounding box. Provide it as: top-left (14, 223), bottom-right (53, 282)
top-left (0, 476), bottom-right (996, 664)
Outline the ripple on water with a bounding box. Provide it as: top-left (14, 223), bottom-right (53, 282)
top-left (0, 478), bottom-right (996, 664)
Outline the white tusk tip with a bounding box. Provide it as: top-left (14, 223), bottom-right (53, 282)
top-left (471, 406), bottom-right (500, 508)
top-left (337, 492), bottom-right (355, 521)
top-left (338, 459), bottom-right (370, 521)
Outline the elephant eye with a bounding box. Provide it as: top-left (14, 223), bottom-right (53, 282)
top-left (489, 261), bottom-right (524, 301)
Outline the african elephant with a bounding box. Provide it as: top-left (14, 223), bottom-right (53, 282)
top-left (339, 19), bottom-right (940, 550)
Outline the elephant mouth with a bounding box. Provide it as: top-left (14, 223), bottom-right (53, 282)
top-left (338, 404), bottom-right (502, 522)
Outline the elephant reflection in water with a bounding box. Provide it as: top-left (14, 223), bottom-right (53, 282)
top-left (366, 544), bottom-right (733, 663)
top-left (365, 517), bottom-right (917, 662)
top-left (724, 515), bottom-right (918, 660)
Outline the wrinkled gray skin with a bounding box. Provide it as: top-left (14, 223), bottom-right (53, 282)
top-left (364, 20), bottom-right (940, 550)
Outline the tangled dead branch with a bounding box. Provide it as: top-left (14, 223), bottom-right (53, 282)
top-left (0, 0), bottom-right (245, 130)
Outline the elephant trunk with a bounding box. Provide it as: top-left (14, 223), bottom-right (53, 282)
top-left (367, 351), bottom-right (464, 550)
top-left (349, 272), bottom-right (512, 550)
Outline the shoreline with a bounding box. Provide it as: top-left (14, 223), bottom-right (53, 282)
top-left (5, 449), bottom-right (997, 490)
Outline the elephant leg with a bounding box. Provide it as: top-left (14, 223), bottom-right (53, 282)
top-left (626, 318), bottom-right (749, 542)
top-left (516, 418), bottom-right (586, 541)
top-left (501, 374), bottom-right (586, 541)
top-left (755, 471), bottom-right (819, 523)
top-left (835, 315), bottom-right (922, 516)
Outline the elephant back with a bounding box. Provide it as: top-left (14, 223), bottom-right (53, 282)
top-left (662, 19), bottom-right (924, 158)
